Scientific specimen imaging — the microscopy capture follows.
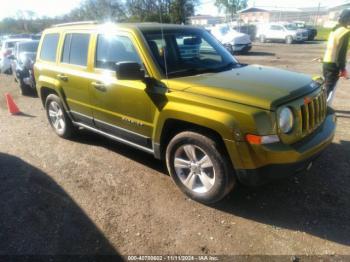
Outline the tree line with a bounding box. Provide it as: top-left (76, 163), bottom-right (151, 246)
top-left (0, 0), bottom-right (247, 34)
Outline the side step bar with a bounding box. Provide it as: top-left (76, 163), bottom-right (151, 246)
top-left (73, 121), bottom-right (155, 155)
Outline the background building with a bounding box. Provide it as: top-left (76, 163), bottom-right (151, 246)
top-left (189, 15), bottom-right (225, 26)
top-left (238, 6), bottom-right (328, 25)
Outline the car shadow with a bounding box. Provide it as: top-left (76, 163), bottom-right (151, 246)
top-left (70, 129), bottom-right (167, 174)
top-left (0, 152), bottom-right (122, 257)
top-left (243, 51), bottom-right (275, 57)
top-left (215, 140), bottom-right (350, 246)
top-left (69, 130), bottom-right (350, 246)
top-left (300, 40), bottom-right (325, 45)
top-left (336, 110), bottom-right (350, 119)
top-left (336, 110), bottom-right (350, 114)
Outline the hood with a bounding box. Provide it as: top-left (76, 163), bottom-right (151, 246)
top-left (167, 65), bottom-right (317, 110)
top-left (211, 28), bottom-right (251, 45)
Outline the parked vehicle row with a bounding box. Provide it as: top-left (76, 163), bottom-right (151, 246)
top-left (257, 22), bottom-right (309, 44)
top-left (0, 36), bottom-right (40, 95)
top-left (206, 21), bottom-right (317, 48)
top-left (0, 38), bottom-right (32, 74)
top-left (206, 24), bottom-right (252, 54)
top-left (11, 40), bottom-right (39, 95)
top-left (33, 22), bottom-right (335, 204)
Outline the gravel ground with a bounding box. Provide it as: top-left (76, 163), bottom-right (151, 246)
top-left (0, 41), bottom-right (349, 256)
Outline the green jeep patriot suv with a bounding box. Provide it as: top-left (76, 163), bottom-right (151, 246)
top-left (35, 22), bottom-right (336, 204)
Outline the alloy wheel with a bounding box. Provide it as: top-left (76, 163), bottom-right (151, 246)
top-left (48, 101), bottom-right (66, 133)
top-left (174, 144), bottom-right (216, 194)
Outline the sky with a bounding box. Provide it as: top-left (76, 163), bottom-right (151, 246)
top-left (0, 0), bottom-right (347, 20)
top-left (0, 0), bottom-right (81, 19)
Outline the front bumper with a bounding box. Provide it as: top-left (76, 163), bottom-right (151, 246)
top-left (225, 43), bottom-right (252, 53)
top-left (233, 43), bottom-right (252, 52)
top-left (295, 35), bottom-right (308, 42)
top-left (16, 69), bottom-right (35, 88)
top-left (235, 110), bottom-right (336, 186)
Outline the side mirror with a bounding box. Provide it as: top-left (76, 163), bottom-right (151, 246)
top-left (116, 62), bottom-right (145, 81)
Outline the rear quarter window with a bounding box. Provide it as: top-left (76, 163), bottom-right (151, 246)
top-left (40, 33), bottom-right (60, 62)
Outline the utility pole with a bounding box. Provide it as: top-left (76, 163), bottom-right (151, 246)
top-left (315, 2), bottom-right (321, 26)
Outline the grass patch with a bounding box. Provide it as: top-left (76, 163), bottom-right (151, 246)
top-left (316, 27), bottom-right (331, 41)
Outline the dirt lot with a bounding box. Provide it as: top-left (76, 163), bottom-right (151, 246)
top-left (0, 41), bottom-right (350, 256)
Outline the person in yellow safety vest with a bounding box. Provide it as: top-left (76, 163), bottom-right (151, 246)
top-left (323, 9), bottom-right (350, 104)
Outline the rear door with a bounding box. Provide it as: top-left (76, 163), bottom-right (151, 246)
top-left (57, 31), bottom-right (94, 125)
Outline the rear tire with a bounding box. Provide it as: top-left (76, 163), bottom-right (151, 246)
top-left (45, 94), bottom-right (75, 139)
top-left (166, 131), bottom-right (236, 204)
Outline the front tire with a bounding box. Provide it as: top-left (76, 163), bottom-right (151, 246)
top-left (286, 35), bottom-right (293, 44)
top-left (45, 94), bottom-right (74, 139)
top-left (166, 131), bottom-right (235, 204)
top-left (259, 35), bottom-right (266, 43)
top-left (19, 79), bottom-right (31, 96)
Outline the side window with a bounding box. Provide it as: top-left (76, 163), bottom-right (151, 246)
top-left (271, 25), bottom-right (283, 31)
top-left (40, 33), bottom-right (59, 62)
top-left (95, 34), bottom-right (141, 70)
top-left (61, 33), bottom-right (90, 66)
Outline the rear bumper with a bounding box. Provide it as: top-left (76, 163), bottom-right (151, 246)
top-left (16, 69), bottom-right (35, 88)
top-left (234, 111), bottom-right (336, 186)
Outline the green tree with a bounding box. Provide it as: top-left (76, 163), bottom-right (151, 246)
top-left (214, 0), bottom-right (247, 20)
top-left (169, 0), bottom-right (196, 24)
top-left (69, 0), bottom-right (126, 22)
top-left (125, 0), bottom-right (171, 22)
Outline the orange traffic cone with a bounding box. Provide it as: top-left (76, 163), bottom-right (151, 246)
top-left (5, 93), bottom-right (20, 115)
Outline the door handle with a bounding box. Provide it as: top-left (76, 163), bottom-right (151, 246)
top-left (92, 82), bottom-right (107, 92)
top-left (57, 74), bottom-right (68, 82)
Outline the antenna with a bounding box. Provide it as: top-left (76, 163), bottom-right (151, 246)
top-left (158, 0), bottom-right (169, 83)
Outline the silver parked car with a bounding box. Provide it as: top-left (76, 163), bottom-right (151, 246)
top-left (257, 23), bottom-right (308, 44)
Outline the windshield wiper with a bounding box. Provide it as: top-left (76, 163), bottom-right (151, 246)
top-left (166, 62), bottom-right (240, 78)
top-left (213, 62), bottom-right (239, 72)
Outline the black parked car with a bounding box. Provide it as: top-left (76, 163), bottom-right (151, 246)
top-left (11, 40), bottom-right (39, 95)
top-left (293, 21), bottom-right (317, 41)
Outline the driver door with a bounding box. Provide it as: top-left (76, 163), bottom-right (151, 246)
top-left (89, 32), bottom-right (157, 150)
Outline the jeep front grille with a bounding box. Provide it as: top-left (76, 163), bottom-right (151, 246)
top-left (300, 89), bottom-right (327, 134)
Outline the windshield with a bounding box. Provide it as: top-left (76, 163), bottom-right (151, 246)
top-left (285, 24), bottom-right (298, 30)
top-left (219, 26), bottom-right (229, 35)
top-left (19, 41), bottom-right (39, 53)
top-left (142, 28), bottom-right (238, 78)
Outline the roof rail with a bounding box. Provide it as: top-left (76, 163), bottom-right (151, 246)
top-left (52, 21), bottom-right (99, 28)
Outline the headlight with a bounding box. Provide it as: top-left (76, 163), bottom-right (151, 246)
top-left (279, 107), bottom-right (294, 134)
